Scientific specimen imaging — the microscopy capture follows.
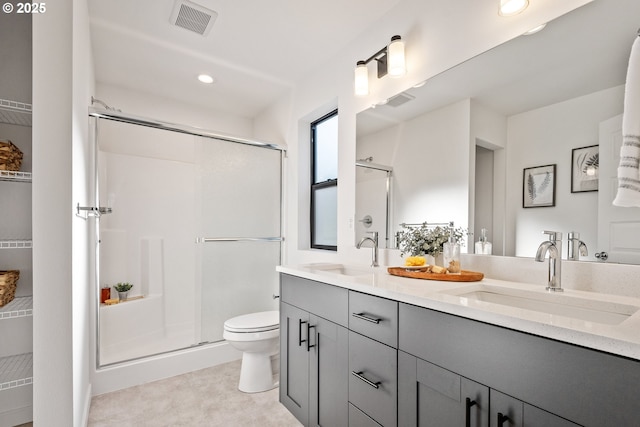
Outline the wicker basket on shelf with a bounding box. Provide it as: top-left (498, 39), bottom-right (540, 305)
top-left (0, 270), bottom-right (20, 307)
top-left (0, 139), bottom-right (23, 171)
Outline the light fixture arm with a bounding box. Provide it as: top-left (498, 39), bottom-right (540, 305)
top-left (354, 35), bottom-right (406, 96)
top-left (361, 46), bottom-right (390, 78)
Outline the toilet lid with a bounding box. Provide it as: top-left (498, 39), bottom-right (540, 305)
top-left (224, 310), bottom-right (279, 333)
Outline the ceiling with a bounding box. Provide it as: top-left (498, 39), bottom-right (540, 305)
top-left (88, 0), bottom-right (401, 118)
top-left (357, 0), bottom-right (639, 136)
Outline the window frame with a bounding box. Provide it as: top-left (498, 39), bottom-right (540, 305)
top-left (310, 109), bottom-right (338, 251)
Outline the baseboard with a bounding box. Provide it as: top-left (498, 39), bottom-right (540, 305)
top-left (80, 382), bottom-right (92, 427)
top-left (0, 403), bottom-right (32, 427)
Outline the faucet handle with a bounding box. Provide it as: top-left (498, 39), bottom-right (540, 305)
top-left (542, 230), bottom-right (562, 241)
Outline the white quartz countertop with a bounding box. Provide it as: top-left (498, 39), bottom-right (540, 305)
top-left (277, 263), bottom-right (640, 361)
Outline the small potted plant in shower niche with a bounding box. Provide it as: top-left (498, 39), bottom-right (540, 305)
top-left (113, 282), bottom-right (133, 301)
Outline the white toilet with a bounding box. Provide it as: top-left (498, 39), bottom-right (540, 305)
top-left (223, 310), bottom-right (280, 393)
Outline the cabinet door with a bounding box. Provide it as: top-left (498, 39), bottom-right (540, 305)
top-left (349, 331), bottom-right (397, 427)
top-left (490, 390), bottom-right (523, 427)
top-left (398, 351), bottom-right (489, 427)
top-left (280, 302), bottom-right (310, 425)
top-left (523, 404), bottom-right (581, 427)
top-left (309, 314), bottom-right (349, 427)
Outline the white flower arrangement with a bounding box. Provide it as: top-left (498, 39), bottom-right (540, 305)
top-left (397, 222), bottom-right (466, 257)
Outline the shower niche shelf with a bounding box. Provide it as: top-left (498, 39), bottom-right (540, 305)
top-left (0, 353), bottom-right (33, 391)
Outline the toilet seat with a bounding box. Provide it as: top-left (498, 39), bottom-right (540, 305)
top-left (224, 310), bottom-right (279, 333)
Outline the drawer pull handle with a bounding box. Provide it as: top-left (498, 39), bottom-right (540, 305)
top-left (352, 312), bottom-right (382, 324)
top-left (497, 412), bottom-right (510, 427)
top-left (351, 371), bottom-right (381, 389)
top-left (465, 398), bottom-right (477, 427)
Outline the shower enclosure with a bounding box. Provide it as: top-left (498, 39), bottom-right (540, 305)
top-left (355, 160), bottom-right (393, 248)
top-left (87, 110), bottom-right (284, 367)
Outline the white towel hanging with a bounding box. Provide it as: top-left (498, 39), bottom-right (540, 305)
top-left (613, 35), bottom-right (640, 207)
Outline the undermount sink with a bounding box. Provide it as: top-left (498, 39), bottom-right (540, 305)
top-left (307, 263), bottom-right (375, 277)
top-left (439, 284), bottom-right (640, 326)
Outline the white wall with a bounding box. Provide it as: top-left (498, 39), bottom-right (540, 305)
top-left (470, 100), bottom-right (508, 254)
top-left (33, 1), bottom-right (73, 425)
top-left (33, 0), bottom-right (94, 425)
top-left (254, 0), bottom-right (594, 267)
top-left (72, 1), bottom-right (95, 424)
top-left (357, 99), bottom-right (472, 246)
top-left (506, 85), bottom-right (624, 259)
top-left (95, 83), bottom-right (255, 141)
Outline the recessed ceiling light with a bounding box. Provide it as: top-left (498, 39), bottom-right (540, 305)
top-left (498, 0), bottom-right (529, 16)
top-left (198, 74), bottom-right (215, 84)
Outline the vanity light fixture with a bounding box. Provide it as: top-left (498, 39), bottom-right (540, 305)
top-left (498, 0), bottom-right (529, 16)
top-left (198, 74), bottom-right (215, 84)
top-left (354, 35), bottom-right (407, 96)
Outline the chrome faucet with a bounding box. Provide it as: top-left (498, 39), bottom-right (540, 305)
top-left (535, 231), bottom-right (563, 292)
top-left (567, 231), bottom-right (588, 261)
top-left (357, 231), bottom-right (379, 267)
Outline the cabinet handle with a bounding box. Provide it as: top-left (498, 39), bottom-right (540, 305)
top-left (352, 312), bottom-right (382, 324)
top-left (351, 371), bottom-right (381, 389)
top-left (465, 398), bottom-right (477, 427)
top-left (497, 412), bottom-right (510, 427)
top-left (306, 323), bottom-right (316, 351)
top-left (298, 319), bottom-right (307, 347)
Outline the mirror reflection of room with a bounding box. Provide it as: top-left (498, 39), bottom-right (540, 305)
top-left (356, 0), bottom-right (640, 264)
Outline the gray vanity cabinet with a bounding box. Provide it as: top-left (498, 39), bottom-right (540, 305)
top-left (280, 302), bottom-right (311, 425)
top-left (348, 290), bottom-right (399, 427)
top-left (349, 331), bottom-right (397, 427)
top-left (398, 351), bottom-right (489, 427)
top-left (398, 302), bottom-right (640, 426)
top-left (280, 274), bottom-right (349, 427)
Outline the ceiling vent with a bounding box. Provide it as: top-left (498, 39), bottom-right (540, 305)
top-left (170, 0), bottom-right (218, 36)
top-left (386, 92), bottom-right (415, 107)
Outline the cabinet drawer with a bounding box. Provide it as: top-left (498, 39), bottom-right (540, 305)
top-left (349, 403), bottom-right (382, 427)
top-left (280, 274), bottom-right (348, 327)
top-left (349, 331), bottom-right (397, 427)
top-left (349, 291), bottom-right (398, 348)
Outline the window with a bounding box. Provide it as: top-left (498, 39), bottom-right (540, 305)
top-left (310, 110), bottom-right (338, 250)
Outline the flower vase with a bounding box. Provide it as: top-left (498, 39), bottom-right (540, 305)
top-left (118, 291), bottom-right (129, 301)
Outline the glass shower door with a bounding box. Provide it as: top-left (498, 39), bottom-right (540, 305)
top-left (96, 118), bottom-right (199, 365)
top-left (196, 137), bottom-right (282, 343)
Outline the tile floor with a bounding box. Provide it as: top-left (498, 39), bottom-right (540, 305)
top-left (88, 360), bottom-right (302, 426)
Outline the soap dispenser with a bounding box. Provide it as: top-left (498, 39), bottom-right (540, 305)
top-left (475, 228), bottom-right (492, 255)
top-left (443, 224), bottom-right (461, 274)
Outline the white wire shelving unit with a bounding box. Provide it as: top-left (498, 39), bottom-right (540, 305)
top-left (0, 296), bottom-right (33, 320)
top-left (0, 353), bottom-right (33, 391)
top-left (0, 170), bottom-right (31, 183)
top-left (0, 239), bottom-right (32, 249)
top-left (0, 99), bottom-right (32, 127)
top-left (0, 98), bottom-right (34, 393)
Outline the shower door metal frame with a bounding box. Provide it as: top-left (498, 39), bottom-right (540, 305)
top-left (89, 107), bottom-right (286, 369)
top-left (356, 160), bottom-right (393, 248)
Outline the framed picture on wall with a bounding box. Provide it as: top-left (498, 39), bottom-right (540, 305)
top-left (571, 145), bottom-right (599, 193)
top-left (523, 164), bottom-right (556, 208)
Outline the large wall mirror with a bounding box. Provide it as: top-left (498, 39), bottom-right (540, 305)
top-left (356, 0), bottom-right (640, 264)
